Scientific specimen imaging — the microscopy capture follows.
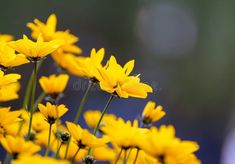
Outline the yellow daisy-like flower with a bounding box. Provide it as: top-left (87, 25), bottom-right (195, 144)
top-left (12, 155), bottom-right (69, 164)
top-left (38, 102), bottom-right (68, 124)
top-left (142, 101), bottom-right (165, 125)
top-left (66, 121), bottom-right (109, 149)
top-left (83, 110), bottom-right (116, 129)
top-left (8, 35), bottom-right (64, 61)
top-left (97, 56), bottom-right (153, 98)
top-left (0, 34), bottom-right (14, 42)
top-left (66, 48), bottom-right (105, 80)
top-left (0, 107), bottom-right (20, 139)
top-left (39, 74), bottom-right (69, 95)
top-left (139, 125), bottom-right (200, 163)
top-left (0, 41), bottom-right (29, 70)
top-left (101, 118), bottom-right (148, 149)
top-left (0, 70), bottom-right (21, 101)
top-left (1, 135), bottom-right (41, 159)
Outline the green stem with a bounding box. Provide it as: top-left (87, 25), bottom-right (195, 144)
top-left (73, 81), bottom-right (93, 123)
top-left (45, 123), bottom-right (52, 156)
top-left (26, 61), bottom-right (38, 140)
top-left (88, 94), bottom-right (114, 155)
top-left (123, 150), bottom-right (127, 164)
top-left (55, 142), bottom-right (63, 159)
top-left (33, 92), bottom-right (47, 112)
top-left (64, 138), bottom-right (70, 159)
top-left (133, 149), bottom-right (140, 164)
top-left (114, 149), bottom-right (123, 164)
top-left (93, 94), bottom-right (114, 136)
top-left (17, 120), bottom-right (24, 136)
top-left (3, 153), bottom-right (11, 164)
top-left (72, 147), bottom-right (80, 162)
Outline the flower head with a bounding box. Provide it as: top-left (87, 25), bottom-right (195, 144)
top-left (139, 125), bottom-right (200, 163)
top-left (39, 74), bottom-right (69, 96)
top-left (38, 102), bottom-right (68, 124)
top-left (0, 70), bottom-right (21, 101)
top-left (97, 56), bottom-right (152, 98)
top-left (66, 121), bottom-right (109, 149)
top-left (0, 41), bottom-right (29, 70)
top-left (142, 101), bottom-right (165, 125)
top-left (1, 136), bottom-right (41, 159)
top-left (8, 35), bottom-right (64, 61)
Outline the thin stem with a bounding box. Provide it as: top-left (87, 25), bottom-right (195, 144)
top-left (26, 61), bottom-right (38, 140)
top-left (133, 149), bottom-right (140, 164)
top-left (17, 120), bottom-right (24, 136)
top-left (22, 72), bottom-right (33, 110)
top-left (64, 138), bottom-right (70, 159)
top-left (55, 142), bottom-right (63, 159)
top-left (72, 147), bottom-right (80, 162)
top-left (126, 148), bottom-right (132, 162)
top-left (45, 123), bottom-right (52, 156)
top-left (3, 153), bottom-right (11, 164)
top-left (73, 81), bottom-right (93, 123)
top-left (114, 149), bottom-right (123, 164)
top-left (33, 92), bottom-right (47, 112)
top-left (93, 94), bottom-right (114, 136)
top-left (123, 150), bottom-right (127, 164)
top-left (88, 94), bottom-right (114, 155)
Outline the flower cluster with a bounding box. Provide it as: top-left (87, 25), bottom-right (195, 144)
top-left (0, 14), bottom-right (200, 164)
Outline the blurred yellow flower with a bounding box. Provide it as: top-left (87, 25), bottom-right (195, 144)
top-left (66, 121), bottom-right (109, 149)
top-left (0, 41), bottom-right (29, 70)
top-left (0, 34), bottom-right (14, 42)
top-left (66, 48), bottom-right (105, 80)
top-left (0, 70), bottom-right (21, 101)
top-left (39, 74), bottom-right (69, 95)
top-left (32, 112), bottom-right (51, 133)
top-left (93, 145), bottom-right (116, 161)
top-left (1, 135), bottom-right (41, 159)
top-left (8, 35), bottom-right (64, 61)
top-left (12, 155), bottom-right (69, 164)
top-left (101, 118), bottom-right (148, 149)
top-left (0, 107), bottom-right (20, 139)
top-left (97, 56), bottom-right (152, 98)
top-left (38, 102), bottom-right (68, 124)
top-left (83, 110), bottom-right (116, 129)
top-left (142, 101), bottom-right (165, 124)
top-left (139, 125), bottom-right (200, 163)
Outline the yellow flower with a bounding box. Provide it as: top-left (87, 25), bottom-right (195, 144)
top-left (0, 70), bottom-right (21, 101)
top-left (93, 145), bottom-right (116, 161)
top-left (8, 35), bottom-right (64, 61)
top-left (39, 74), bottom-right (69, 95)
top-left (101, 118), bottom-right (148, 149)
top-left (0, 34), bottom-right (14, 42)
top-left (1, 135), bottom-right (41, 159)
top-left (66, 48), bottom-right (105, 80)
top-left (0, 41), bottom-right (29, 70)
top-left (27, 13), bottom-right (81, 54)
top-left (66, 121), bottom-right (109, 149)
top-left (12, 155), bottom-right (69, 164)
top-left (83, 110), bottom-right (116, 129)
top-left (32, 112), bottom-right (51, 133)
top-left (97, 56), bottom-right (153, 98)
top-left (0, 107), bottom-right (20, 139)
top-left (142, 101), bottom-right (165, 124)
top-left (38, 102), bottom-right (68, 124)
top-left (139, 125), bottom-right (200, 163)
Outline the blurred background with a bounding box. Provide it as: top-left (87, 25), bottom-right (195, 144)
top-left (1, 0), bottom-right (235, 163)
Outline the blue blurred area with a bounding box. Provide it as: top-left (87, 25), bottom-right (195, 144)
top-left (1, 0), bottom-right (235, 163)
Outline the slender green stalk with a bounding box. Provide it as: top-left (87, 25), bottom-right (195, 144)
top-left (64, 138), bottom-right (70, 159)
top-left (133, 149), bottom-right (140, 164)
top-left (26, 61), bottom-right (38, 140)
top-left (33, 92), bottom-right (47, 112)
top-left (114, 149), bottom-right (123, 164)
top-left (72, 147), bottom-right (80, 162)
top-left (123, 150), bottom-right (127, 164)
top-left (3, 153), bottom-right (11, 164)
top-left (73, 81), bottom-right (93, 123)
top-left (45, 123), bottom-right (52, 156)
top-left (55, 142), bottom-right (63, 159)
top-left (17, 120), bottom-right (24, 136)
top-left (93, 94), bottom-right (114, 136)
top-left (22, 72), bottom-right (33, 110)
